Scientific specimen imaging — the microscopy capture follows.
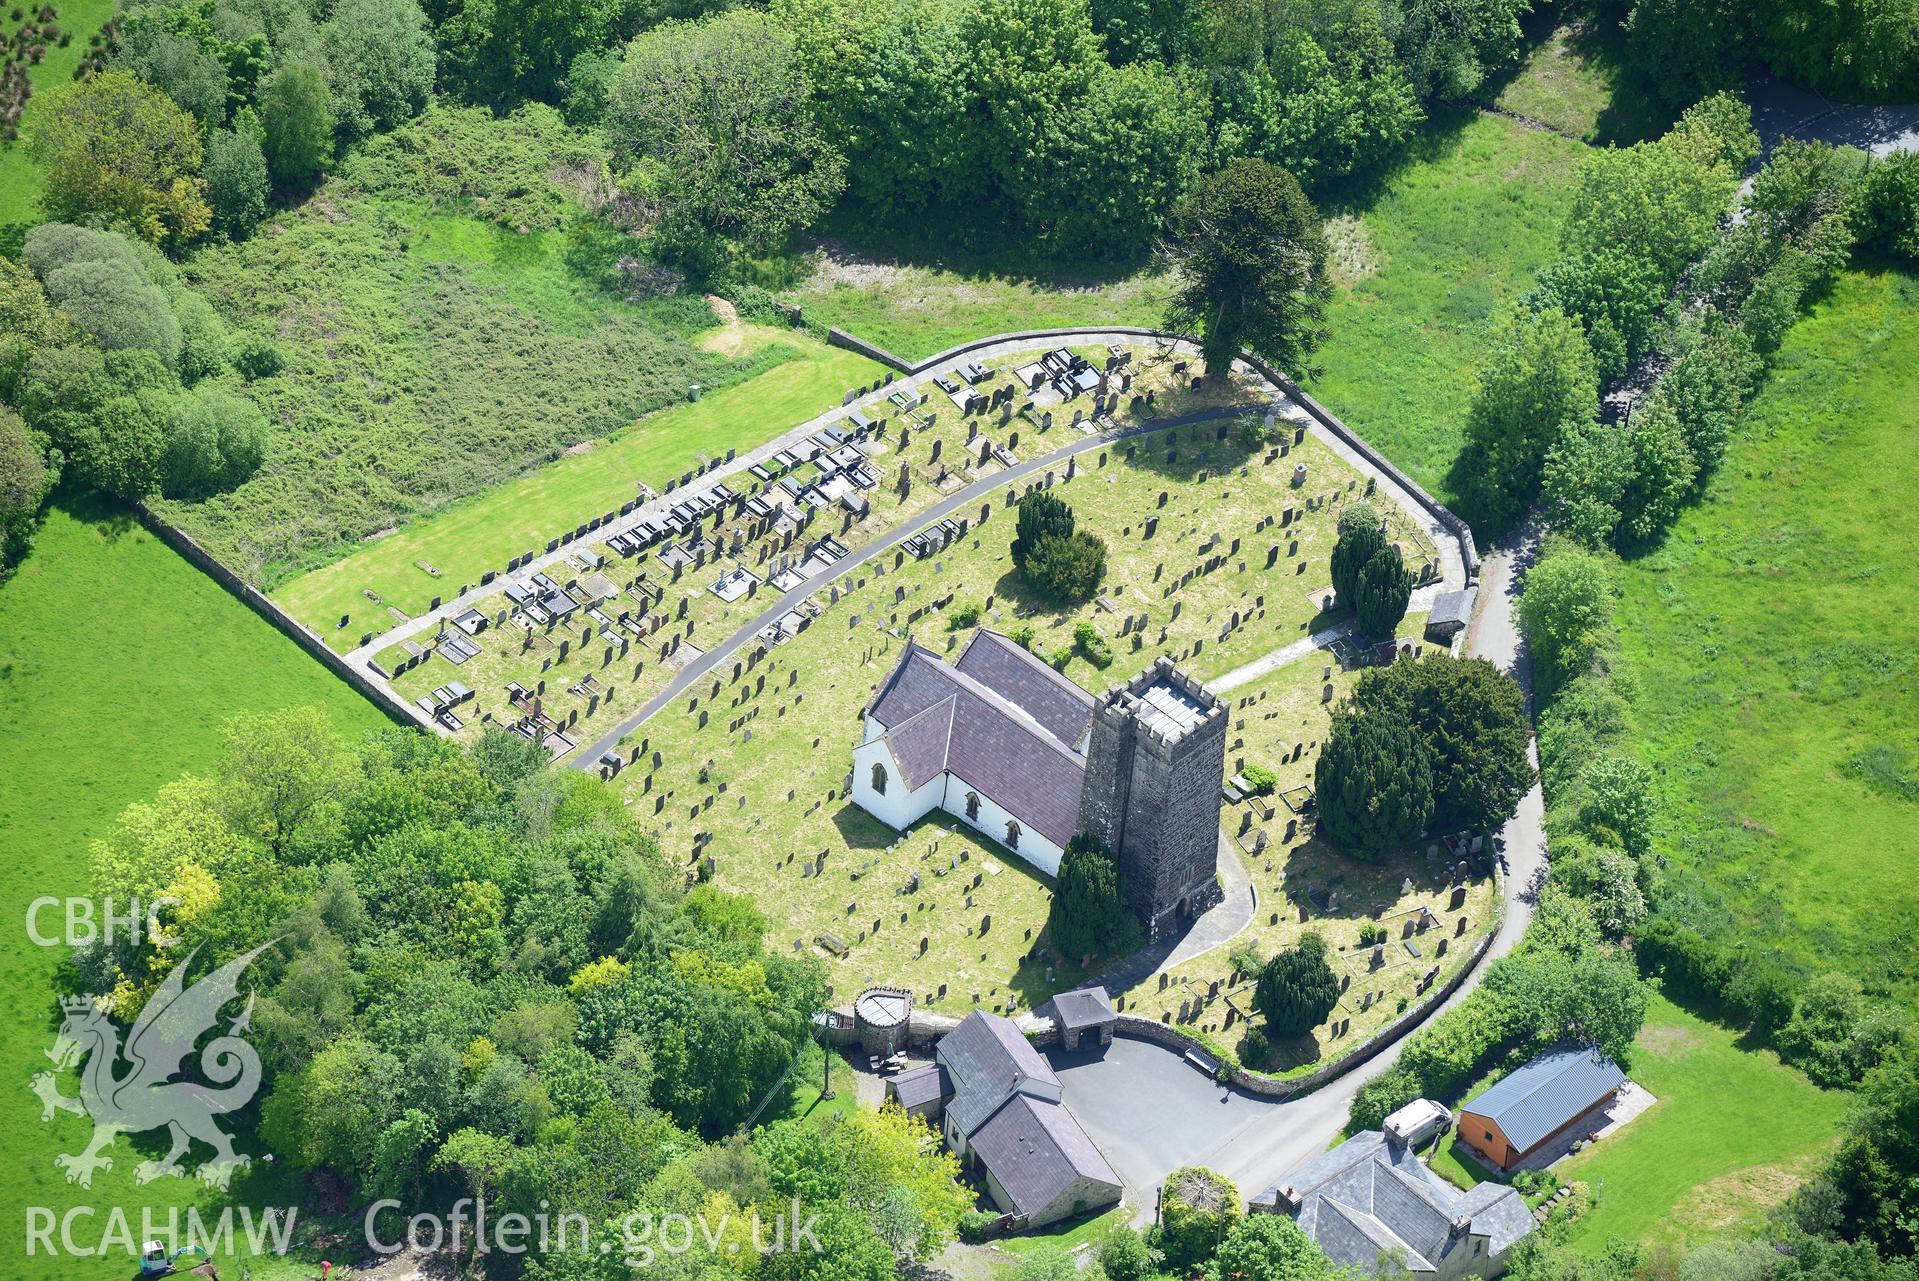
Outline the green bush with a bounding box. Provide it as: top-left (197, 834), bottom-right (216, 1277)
top-left (1157, 1166), bottom-right (1239, 1273)
top-left (1315, 704), bottom-right (1433, 858)
top-left (957, 1208), bottom-right (1003, 1243)
top-left (948, 602), bottom-right (981, 629)
top-left (1072, 620), bottom-right (1114, 668)
top-left (1023, 529), bottom-right (1108, 606)
top-left (1253, 933), bottom-right (1340, 1038)
top-left (1240, 763), bottom-right (1277, 795)
top-left (1349, 1065), bottom-right (1419, 1130)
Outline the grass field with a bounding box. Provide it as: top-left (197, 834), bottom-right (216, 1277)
top-left (786, 242), bottom-right (1175, 365)
top-left (1425, 996), bottom-right (1846, 1250)
top-left (786, 111), bottom-right (1586, 525)
top-left (160, 182), bottom-right (800, 590)
top-left (0, 0), bottom-right (115, 232)
top-left (272, 334), bottom-right (880, 641)
top-left (1309, 110), bottom-right (1587, 513)
top-left (0, 502), bottom-right (390, 1278)
top-left (1555, 995), bottom-right (1847, 1249)
top-left (1613, 267), bottom-right (1919, 1004)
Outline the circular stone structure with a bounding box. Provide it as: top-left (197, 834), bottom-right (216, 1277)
top-left (853, 985), bottom-right (913, 1055)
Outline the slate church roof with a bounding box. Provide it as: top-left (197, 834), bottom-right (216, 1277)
top-left (1261, 1131), bottom-right (1532, 1277)
top-left (863, 631), bottom-right (1095, 848)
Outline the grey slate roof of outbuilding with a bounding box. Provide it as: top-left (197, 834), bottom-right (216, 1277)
top-left (967, 1094), bottom-right (1120, 1220)
top-left (887, 1062), bottom-right (953, 1110)
top-left (865, 635), bottom-right (1091, 849)
top-left (1049, 986), bottom-right (1116, 1033)
top-left (1266, 1130), bottom-right (1532, 1276)
top-left (1426, 588), bottom-right (1474, 634)
top-left (1461, 1047), bottom-right (1627, 1154)
top-left (938, 1010), bottom-right (1059, 1137)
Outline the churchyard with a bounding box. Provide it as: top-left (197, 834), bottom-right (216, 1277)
top-left (1124, 648), bottom-right (1500, 1071)
top-left (604, 380), bottom-right (1453, 1013)
top-left (368, 335), bottom-right (1447, 765)
top-left (369, 339), bottom-right (1261, 756)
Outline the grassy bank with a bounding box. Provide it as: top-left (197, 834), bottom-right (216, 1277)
top-left (0, 502), bottom-right (390, 1277)
top-left (161, 195), bottom-right (800, 590)
top-left (1614, 267), bottom-right (1919, 1003)
top-left (1308, 110), bottom-right (1586, 510)
top-left (271, 335), bottom-right (879, 642)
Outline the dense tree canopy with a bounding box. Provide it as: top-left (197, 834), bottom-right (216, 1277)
top-left (259, 63), bottom-right (337, 189)
top-left (1165, 157), bottom-right (1331, 377)
top-left (1253, 932), bottom-right (1340, 1038)
top-left (1023, 530), bottom-right (1109, 606)
top-left (1352, 541), bottom-right (1412, 639)
top-left (1012, 490), bottom-right (1077, 572)
top-left (1355, 655), bottom-right (1533, 834)
top-left (607, 11), bottom-right (847, 271)
top-left (1048, 835), bottom-right (1138, 962)
top-left (1328, 500), bottom-right (1385, 607)
top-left (26, 72), bottom-right (211, 247)
top-left (1314, 703), bottom-right (1433, 858)
top-left (1458, 305), bottom-right (1597, 530)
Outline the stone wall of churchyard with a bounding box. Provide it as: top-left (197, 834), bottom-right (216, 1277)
top-left (823, 862), bottom-right (1503, 1100)
top-left (132, 503), bottom-right (432, 731)
top-left (814, 321), bottom-right (1479, 584)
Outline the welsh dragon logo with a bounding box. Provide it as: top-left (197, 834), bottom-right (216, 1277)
top-left (33, 943), bottom-right (271, 1190)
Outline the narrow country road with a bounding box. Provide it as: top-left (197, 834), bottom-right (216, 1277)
top-left (1156, 525), bottom-right (1546, 1208)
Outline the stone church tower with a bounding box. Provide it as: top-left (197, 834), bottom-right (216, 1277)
top-left (1076, 657), bottom-right (1227, 941)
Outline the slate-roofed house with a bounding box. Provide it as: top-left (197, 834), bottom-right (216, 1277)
top-left (935, 1009), bottom-right (1062, 1150)
top-left (968, 1094), bottom-right (1122, 1228)
top-left (885, 1062), bottom-right (954, 1120)
top-left (1254, 1125), bottom-right (1532, 1278)
top-left (1457, 1048), bottom-right (1627, 1170)
top-left (923, 1011), bottom-right (1121, 1228)
top-left (851, 630), bottom-right (1096, 875)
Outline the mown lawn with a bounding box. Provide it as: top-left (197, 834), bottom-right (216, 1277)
top-left (0, 502), bottom-right (390, 1279)
top-left (272, 334), bottom-right (879, 641)
top-left (0, 0), bottom-right (116, 232)
top-left (1309, 109), bottom-right (1587, 514)
top-left (1557, 995), bottom-right (1846, 1250)
top-left (1614, 267), bottom-right (1919, 1004)
top-left (786, 243), bottom-right (1176, 366)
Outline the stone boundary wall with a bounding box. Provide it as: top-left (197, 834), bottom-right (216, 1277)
top-left (131, 503), bottom-right (432, 732)
top-left (826, 326), bottom-right (914, 373)
top-left (812, 319), bottom-right (1479, 583)
top-left (822, 862), bottom-right (1504, 1101)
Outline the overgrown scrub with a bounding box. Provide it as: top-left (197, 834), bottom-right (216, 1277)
top-left (156, 109), bottom-right (794, 585)
top-left (336, 102), bottom-right (609, 232)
